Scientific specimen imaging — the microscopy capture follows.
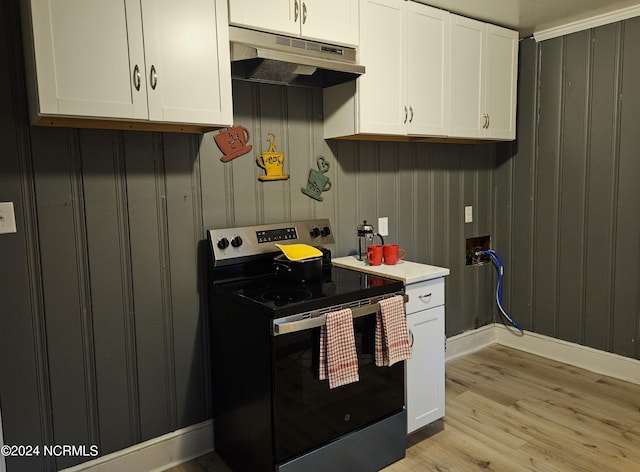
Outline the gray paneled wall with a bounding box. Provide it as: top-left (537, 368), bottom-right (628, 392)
top-left (496, 17), bottom-right (640, 360)
top-left (206, 80), bottom-right (497, 334)
top-left (1, 2), bottom-right (495, 470)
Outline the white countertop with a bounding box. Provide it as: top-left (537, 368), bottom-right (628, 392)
top-left (332, 255), bottom-right (450, 285)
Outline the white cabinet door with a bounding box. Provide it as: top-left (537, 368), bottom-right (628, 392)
top-left (28, 0), bottom-right (148, 120)
top-left (358, 0), bottom-right (407, 135)
top-left (301, 0), bottom-right (359, 46)
top-left (325, 0), bottom-right (449, 138)
top-left (142, 0), bottom-right (233, 125)
top-left (228, 0), bottom-right (297, 37)
top-left (450, 15), bottom-right (518, 139)
top-left (407, 2), bottom-right (449, 136)
top-left (484, 24), bottom-right (518, 139)
top-left (449, 14), bottom-right (484, 138)
top-left (406, 305), bottom-right (445, 433)
top-left (229, 0), bottom-right (358, 46)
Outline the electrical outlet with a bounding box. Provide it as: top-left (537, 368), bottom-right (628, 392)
top-left (0, 202), bottom-right (17, 234)
top-left (378, 217), bottom-right (389, 237)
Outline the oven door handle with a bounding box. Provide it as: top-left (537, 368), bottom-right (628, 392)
top-left (271, 294), bottom-right (408, 336)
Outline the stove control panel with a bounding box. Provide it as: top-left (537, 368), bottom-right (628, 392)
top-left (208, 219), bottom-right (335, 266)
top-left (256, 227), bottom-right (297, 243)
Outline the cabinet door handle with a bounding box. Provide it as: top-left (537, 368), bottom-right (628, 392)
top-left (302, 2), bottom-right (307, 24)
top-left (409, 106), bottom-right (414, 123)
top-left (133, 64), bottom-right (141, 91)
top-left (150, 65), bottom-right (158, 90)
top-left (408, 329), bottom-right (414, 348)
top-left (403, 106), bottom-right (408, 124)
top-left (294, 0), bottom-right (299, 22)
top-left (486, 113), bottom-right (490, 129)
top-left (418, 293), bottom-right (432, 300)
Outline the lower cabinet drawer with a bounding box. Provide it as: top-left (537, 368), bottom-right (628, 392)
top-left (405, 278), bottom-right (445, 314)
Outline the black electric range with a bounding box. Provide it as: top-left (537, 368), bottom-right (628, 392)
top-left (207, 219), bottom-right (407, 472)
top-left (214, 263), bottom-right (403, 317)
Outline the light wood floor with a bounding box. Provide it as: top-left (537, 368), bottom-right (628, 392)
top-left (167, 345), bottom-right (640, 471)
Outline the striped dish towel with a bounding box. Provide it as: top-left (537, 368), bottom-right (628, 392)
top-left (319, 308), bottom-right (360, 389)
top-left (375, 295), bottom-right (411, 367)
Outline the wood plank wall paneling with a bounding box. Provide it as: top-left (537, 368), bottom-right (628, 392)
top-left (0, 4), bottom-right (52, 471)
top-left (81, 129), bottom-right (138, 453)
top-left (557, 31), bottom-right (589, 344)
top-left (615, 17), bottom-right (640, 359)
top-left (1, 64), bottom-right (495, 472)
top-left (585, 24), bottom-right (621, 351)
top-left (30, 127), bottom-right (93, 470)
top-left (497, 17), bottom-right (640, 360)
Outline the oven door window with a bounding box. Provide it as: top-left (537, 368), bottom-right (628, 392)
top-left (272, 313), bottom-right (404, 462)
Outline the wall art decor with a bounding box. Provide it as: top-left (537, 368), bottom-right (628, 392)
top-left (214, 125), bottom-right (252, 162)
top-left (257, 133), bottom-right (289, 181)
top-left (301, 156), bottom-right (332, 201)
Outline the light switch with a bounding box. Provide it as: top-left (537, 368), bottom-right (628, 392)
top-left (0, 202), bottom-right (17, 234)
top-left (464, 206), bottom-right (473, 224)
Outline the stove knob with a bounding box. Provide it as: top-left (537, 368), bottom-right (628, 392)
top-left (320, 226), bottom-right (331, 237)
top-left (230, 236), bottom-right (243, 248)
top-left (217, 237), bottom-right (229, 250)
top-left (309, 227), bottom-right (321, 238)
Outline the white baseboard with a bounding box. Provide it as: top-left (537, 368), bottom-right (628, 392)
top-left (494, 324), bottom-right (640, 384)
top-left (445, 324), bottom-right (495, 361)
top-left (58, 326), bottom-right (640, 472)
top-left (60, 420), bottom-right (213, 472)
top-left (446, 323), bottom-right (640, 385)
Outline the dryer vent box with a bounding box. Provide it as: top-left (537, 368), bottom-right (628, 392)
top-left (466, 236), bottom-right (491, 265)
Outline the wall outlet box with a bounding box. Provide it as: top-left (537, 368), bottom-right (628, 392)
top-left (0, 202), bottom-right (17, 234)
top-left (378, 217), bottom-right (389, 237)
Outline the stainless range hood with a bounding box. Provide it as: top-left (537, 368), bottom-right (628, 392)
top-left (229, 26), bottom-right (364, 88)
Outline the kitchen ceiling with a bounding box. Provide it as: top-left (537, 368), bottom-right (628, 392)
top-left (418, 0), bottom-right (640, 38)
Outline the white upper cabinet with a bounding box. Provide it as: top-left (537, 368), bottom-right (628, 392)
top-left (484, 24), bottom-right (519, 139)
top-left (228, 0), bottom-right (359, 47)
top-left (450, 15), bottom-right (518, 140)
top-left (324, 2), bottom-right (518, 142)
top-left (142, 0), bottom-right (232, 126)
top-left (406, 2), bottom-right (450, 136)
top-left (324, 0), bottom-right (450, 138)
top-left (21, 0), bottom-right (232, 131)
top-left (357, 0), bottom-right (406, 135)
top-left (301, 0), bottom-right (359, 47)
top-left (25, 0), bottom-right (148, 120)
top-left (228, 0), bottom-right (298, 37)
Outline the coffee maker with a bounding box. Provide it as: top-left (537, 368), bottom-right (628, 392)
top-left (357, 220), bottom-right (385, 261)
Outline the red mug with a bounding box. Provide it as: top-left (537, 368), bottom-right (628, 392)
top-left (383, 244), bottom-right (406, 265)
top-left (367, 245), bottom-right (383, 266)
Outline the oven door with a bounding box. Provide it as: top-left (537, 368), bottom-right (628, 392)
top-left (271, 310), bottom-right (404, 463)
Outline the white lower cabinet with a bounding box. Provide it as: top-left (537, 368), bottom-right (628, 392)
top-left (405, 278), bottom-right (445, 433)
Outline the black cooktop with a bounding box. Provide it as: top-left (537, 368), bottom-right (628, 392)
top-left (213, 265), bottom-right (403, 318)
